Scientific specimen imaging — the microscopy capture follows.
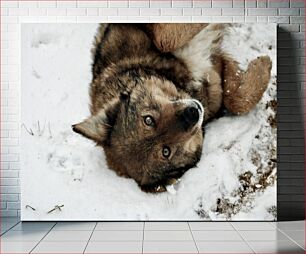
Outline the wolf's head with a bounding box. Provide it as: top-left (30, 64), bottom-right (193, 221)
top-left (72, 76), bottom-right (204, 192)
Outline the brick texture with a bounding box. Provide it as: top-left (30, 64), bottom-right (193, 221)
top-left (0, 0), bottom-right (304, 220)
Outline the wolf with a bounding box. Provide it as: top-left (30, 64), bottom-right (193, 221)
top-left (72, 24), bottom-right (272, 193)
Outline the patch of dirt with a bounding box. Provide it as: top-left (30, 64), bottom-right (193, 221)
top-left (195, 202), bottom-right (210, 219)
top-left (266, 99), bottom-right (277, 111)
top-left (268, 115), bottom-right (277, 128)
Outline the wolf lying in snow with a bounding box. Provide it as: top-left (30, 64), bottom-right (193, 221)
top-left (73, 24), bottom-right (272, 193)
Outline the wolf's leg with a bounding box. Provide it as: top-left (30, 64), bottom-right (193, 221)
top-left (222, 55), bottom-right (272, 114)
top-left (191, 69), bottom-right (223, 121)
top-left (144, 23), bottom-right (208, 53)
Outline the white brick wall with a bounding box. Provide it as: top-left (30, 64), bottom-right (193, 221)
top-left (0, 0), bottom-right (305, 218)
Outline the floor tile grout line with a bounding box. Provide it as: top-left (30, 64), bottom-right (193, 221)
top-left (229, 222), bottom-right (256, 254)
top-left (230, 221), bottom-right (240, 232)
top-left (29, 222), bottom-right (57, 254)
top-left (276, 227), bottom-right (305, 251)
top-left (187, 222), bottom-right (200, 254)
top-left (230, 222), bottom-right (277, 231)
top-left (228, 221), bottom-right (236, 231)
top-left (141, 222), bottom-right (145, 254)
top-left (82, 222), bottom-right (97, 254)
top-left (273, 225), bottom-right (305, 232)
top-left (0, 220), bottom-right (21, 236)
top-left (268, 221), bottom-right (277, 229)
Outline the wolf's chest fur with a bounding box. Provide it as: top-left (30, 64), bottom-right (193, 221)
top-left (174, 24), bottom-right (224, 90)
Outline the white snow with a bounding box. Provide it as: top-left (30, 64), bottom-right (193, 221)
top-left (21, 23), bottom-right (277, 221)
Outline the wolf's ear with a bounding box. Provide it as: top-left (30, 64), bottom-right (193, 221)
top-left (72, 99), bottom-right (120, 144)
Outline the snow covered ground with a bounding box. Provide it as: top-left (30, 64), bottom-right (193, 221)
top-left (21, 23), bottom-right (276, 221)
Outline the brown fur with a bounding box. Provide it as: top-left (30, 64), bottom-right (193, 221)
top-left (73, 24), bottom-right (205, 193)
top-left (222, 55), bottom-right (272, 114)
top-left (150, 24), bottom-right (272, 115)
top-left (73, 23), bottom-right (272, 193)
top-left (144, 23), bottom-right (208, 53)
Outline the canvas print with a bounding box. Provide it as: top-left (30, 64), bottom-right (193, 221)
top-left (21, 23), bottom-right (277, 221)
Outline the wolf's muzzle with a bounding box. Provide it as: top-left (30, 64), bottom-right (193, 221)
top-left (181, 104), bottom-right (200, 129)
top-left (175, 99), bottom-right (204, 130)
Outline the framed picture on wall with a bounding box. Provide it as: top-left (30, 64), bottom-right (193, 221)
top-left (21, 23), bottom-right (277, 221)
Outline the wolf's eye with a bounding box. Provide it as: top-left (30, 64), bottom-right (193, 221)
top-left (144, 116), bottom-right (154, 126)
top-left (162, 146), bottom-right (171, 158)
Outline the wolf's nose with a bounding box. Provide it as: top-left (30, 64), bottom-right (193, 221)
top-left (183, 105), bottom-right (199, 127)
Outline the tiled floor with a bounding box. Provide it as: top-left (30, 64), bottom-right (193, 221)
top-left (0, 218), bottom-right (304, 253)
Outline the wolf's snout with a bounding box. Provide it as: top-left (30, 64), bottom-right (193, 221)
top-left (193, 100), bottom-right (203, 113)
top-left (182, 105), bottom-right (200, 128)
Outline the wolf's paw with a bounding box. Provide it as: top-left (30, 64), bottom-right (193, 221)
top-left (223, 55), bottom-right (272, 115)
top-left (247, 55), bottom-right (272, 91)
top-left (254, 55), bottom-right (272, 69)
